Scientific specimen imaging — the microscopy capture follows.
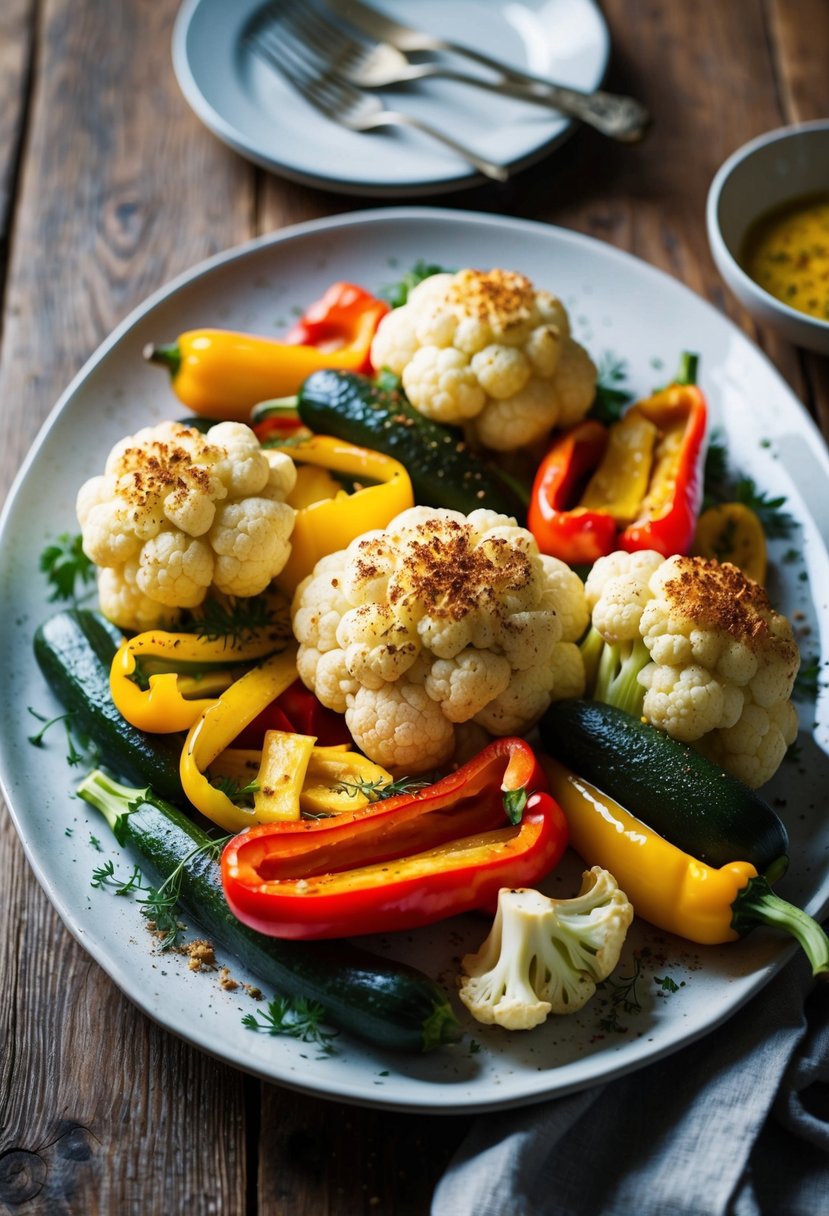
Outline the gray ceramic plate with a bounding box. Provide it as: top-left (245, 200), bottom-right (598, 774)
top-left (1, 208), bottom-right (827, 1113)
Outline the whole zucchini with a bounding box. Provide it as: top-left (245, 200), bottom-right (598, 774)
top-left (297, 369), bottom-right (528, 519)
top-left (33, 608), bottom-right (185, 804)
top-left (79, 770), bottom-right (461, 1053)
top-left (539, 699), bottom-right (789, 881)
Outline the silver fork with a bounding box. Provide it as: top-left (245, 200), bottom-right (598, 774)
top-left (285, 0), bottom-right (651, 144)
top-left (246, 7), bottom-right (510, 182)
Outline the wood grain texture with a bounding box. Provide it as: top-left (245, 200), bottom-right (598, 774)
top-left (0, 1), bottom-right (254, 1212)
top-left (1, 1), bottom-right (828, 1213)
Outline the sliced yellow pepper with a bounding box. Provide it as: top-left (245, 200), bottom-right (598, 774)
top-left (181, 648), bottom-right (299, 832)
top-left (693, 502), bottom-right (768, 585)
top-left (274, 436), bottom-right (414, 593)
top-left (110, 629), bottom-right (281, 734)
top-left (542, 756), bottom-right (757, 944)
top-left (208, 743), bottom-right (391, 819)
top-left (300, 749), bottom-right (393, 816)
top-left (252, 730), bottom-right (317, 823)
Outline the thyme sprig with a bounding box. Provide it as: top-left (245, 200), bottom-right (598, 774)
top-left (91, 834), bottom-right (232, 949)
top-left (335, 775), bottom-right (431, 803)
top-left (178, 594), bottom-right (291, 649)
top-left (242, 995), bottom-right (339, 1054)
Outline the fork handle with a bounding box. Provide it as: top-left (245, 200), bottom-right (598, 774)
top-left (365, 111), bottom-right (509, 182)
top-left (399, 65), bottom-right (651, 143)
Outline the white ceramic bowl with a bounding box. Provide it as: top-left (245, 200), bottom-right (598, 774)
top-left (706, 120), bottom-right (829, 354)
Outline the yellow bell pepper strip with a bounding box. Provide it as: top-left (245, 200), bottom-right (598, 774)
top-left (299, 748), bottom-right (394, 816)
top-left (252, 729), bottom-right (317, 823)
top-left (270, 435), bottom-right (414, 593)
top-left (618, 353), bottom-right (708, 556)
top-left (143, 282), bottom-right (389, 422)
top-left (528, 353), bottom-right (707, 563)
top-left (110, 628), bottom-right (280, 734)
top-left (542, 756), bottom-right (829, 973)
top-left (181, 648), bottom-right (299, 832)
top-left (210, 743), bottom-right (391, 817)
top-left (692, 502), bottom-right (768, 584)
top-left (221, 738), bottom-right (569, 940)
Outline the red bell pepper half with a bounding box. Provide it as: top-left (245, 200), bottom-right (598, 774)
top-left (221, 738), bottom-right (568, 940)
top-left (528, 354), bottom-right (707, 564)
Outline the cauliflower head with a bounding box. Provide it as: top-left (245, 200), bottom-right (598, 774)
top-left (583, 550), bottom-right (801, 788)
top-left (370, 269), bottom-right (597, 452)
top-left (458, 868), bottom-right (634, 1029)
top-left (76, 420), bottom-right (296, 631)
top-left (292, 506), bottom-right (589, 773)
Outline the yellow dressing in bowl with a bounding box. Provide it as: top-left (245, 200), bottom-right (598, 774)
top-left (741, 193), bottom-right (829, 322)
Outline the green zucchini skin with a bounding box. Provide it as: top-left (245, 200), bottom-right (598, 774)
top-left (539, 700), bottom-right (789, 879)
top-left (33, 609), bottom-right (185, 804)
top-left (115, 788), bottom-right (460, 1052)
top-left (297, 369), bottom-right (528, 520)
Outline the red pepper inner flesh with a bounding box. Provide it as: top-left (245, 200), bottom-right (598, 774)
top-left (252, 779), bottom-right (516, 880)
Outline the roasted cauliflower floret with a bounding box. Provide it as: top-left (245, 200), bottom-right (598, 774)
top-left (76, 420), bottom-right (296, 631)
top-left (458, 868), bottom-right (634, 1029)
top-left (370, 269), bottom-right (596, 452)
top-left (291, 506), bottom-right (589, 772)
top-left (581, 550), bottom-right (801, 787)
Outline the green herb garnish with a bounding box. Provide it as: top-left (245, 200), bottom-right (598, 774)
top-left (39, 533), bottom-right (95, 602)
top-left (589, 353), bottom-right (635, 425)
top-left (335, 776), bottom-right (430, 803)
top-left (242, 995), bottom-right (339, 1054)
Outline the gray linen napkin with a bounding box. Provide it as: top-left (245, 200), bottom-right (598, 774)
top-left (432, 952), bottom-right (829, 1216)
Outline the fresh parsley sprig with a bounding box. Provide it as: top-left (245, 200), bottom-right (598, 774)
top-left (39, 533), bottom-right (95, 602)
top-left (702, 430), bottom-right (796, 537)
top-left (589, 352), bottom-right (635, 425)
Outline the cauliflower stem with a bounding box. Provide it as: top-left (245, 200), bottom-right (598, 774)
top-left (581, 624), bottom-right (651, 717)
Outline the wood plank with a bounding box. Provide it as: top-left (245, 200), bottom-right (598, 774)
top-left (257, 1084), bottom-right (471, 1216)
top-left (0, 1), bottom-right (255, 1211)
top-left (0, 0), bottom-right (35, 247)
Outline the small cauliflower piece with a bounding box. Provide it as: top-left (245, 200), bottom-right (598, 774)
top-left (76, 420), bottom-right (296, 631)
top-left (459, 868), bottom-right (634, 1029)
top-left (370, 268), bottom-right (596, 452)
top-left (292, 505), bottom-right (588, 772)
top-left (582, 550), bottom-right (801, 788)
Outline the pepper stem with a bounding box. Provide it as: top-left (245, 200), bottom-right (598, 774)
top-left (676, 351), bottom-right (699, 386)
top-left (143, 342), bottom-right (181, 378)
top-left (731, 875), bottom-right (829, 978)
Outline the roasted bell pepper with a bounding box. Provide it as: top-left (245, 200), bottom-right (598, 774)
top-left (271, 435), bottom-right (414, 592)
top-left (181, 648), bottom-right (299, 832)
top-left (234, 679), bottom-right (351, 749)
top-left (110, 628), bottom-right (281, 733)
top-left (210, 742), bottom-right (392, 817)
top-left (528, 353), bottom-right (707, 563)
top-left (144, 282), bottom-right (389, 421)
top-left (221, 738), bottom-right (569, 940)
top-left (526, 419), bottom-right (618, 565)
top-left (543, 757), bottom-right (829, 973)
top-left (693, 502), bottom-right (768, 584)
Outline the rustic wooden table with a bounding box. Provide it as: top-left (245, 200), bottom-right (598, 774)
top-left (1, 2), bottom-right (828, 1212)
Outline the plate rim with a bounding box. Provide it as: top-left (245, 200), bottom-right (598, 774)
top-left (170, 0), bottom-right (611, 197)
top-left (2, 204), bottom-right (828, 1114)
